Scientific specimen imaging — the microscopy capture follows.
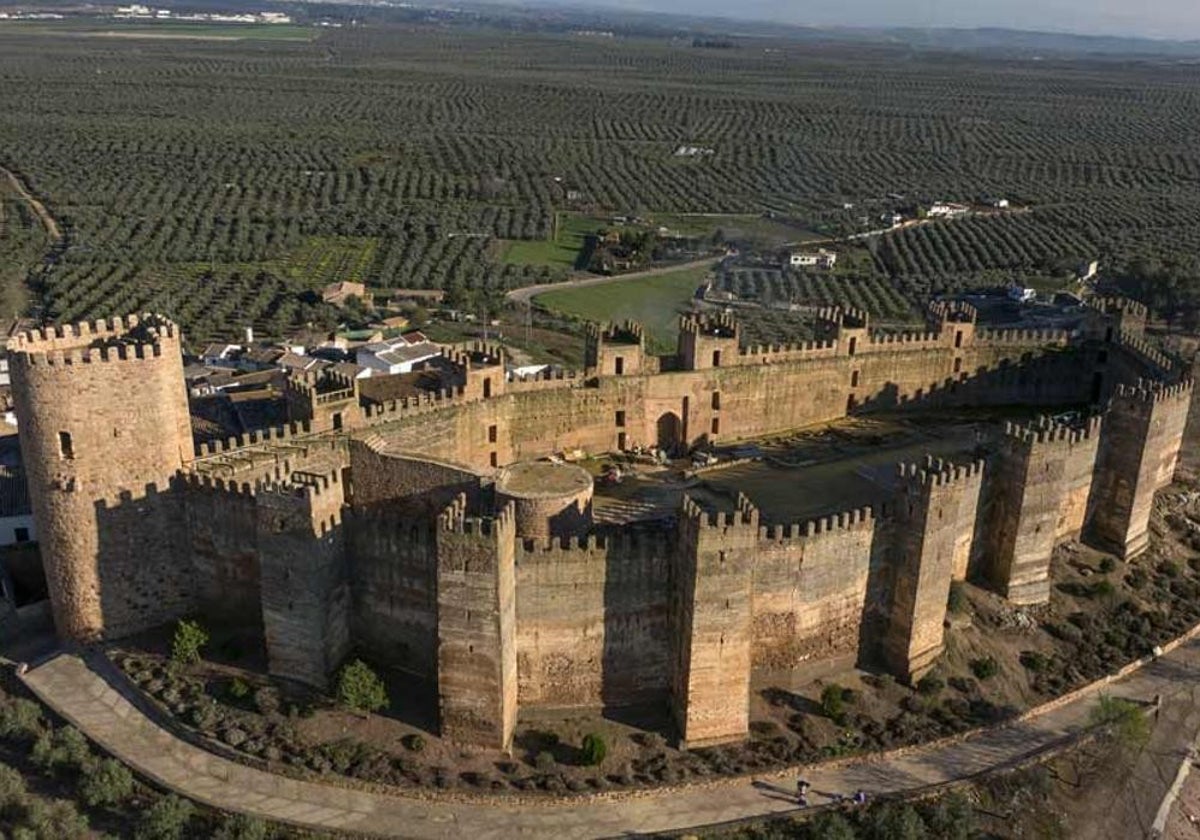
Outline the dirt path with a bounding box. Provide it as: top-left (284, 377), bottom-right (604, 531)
top-left (505, 257), bottom-right (720, 305)
top-left (0, 166), bottom-right (61, 243)
top-left (19, 639), bottom-right (1200, 840)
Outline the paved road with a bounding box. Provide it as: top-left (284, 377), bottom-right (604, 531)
top-left (505, 257), bottom-right (719, 306)
top-left (20, 642), bottom-right (1200, 839)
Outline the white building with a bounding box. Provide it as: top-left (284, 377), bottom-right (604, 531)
top-left (1077, 260), bottom-right (1100, 283)
top-left (928, 202), bottom-right (970, 218)
top-left (1007, 285), bottom-right (1036, 304)
top-left (789, 249), bottom-right (838, 270)
top-left (356, 339), bottom-right (441, 375)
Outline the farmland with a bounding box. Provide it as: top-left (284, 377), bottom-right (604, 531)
top-left (3, 24), bottom-right (1200, 342)
top-left (535, 265), bottom-right (713, 352)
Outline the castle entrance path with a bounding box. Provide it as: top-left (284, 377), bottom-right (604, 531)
top-left (18, 638), bottom-right (1200, 839)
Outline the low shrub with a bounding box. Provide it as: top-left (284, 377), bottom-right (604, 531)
top-left (0, 760), bottom-right (28, 818)
top-left (402, 733), bottom-right (425, 753)
top-left (0, 698), bottom-right (44, 740)
top-left (19, 797), bottom-right (90, 839)
top-left (916, 674), bottom-right (945, 695)
top-left (79, 758), bottom-right (135, 807)
top-left (212, 812), bottom-right (272, 840)
top-left (580, 733), bottom-right (607, 766)
top-left (1098, 557), bottom-right (1117, 574)
top-left (820, 683), bottom-right (847, 724)
top-left (227, 678), bottom-right (251, 702)
top-left (335, 660), bottom-right (389, 714)
top-left (534, 751), bottom-right (556, 773)
top-left (170, 619), bottom-right (209, 670)
top-left (135, 793), bottom-right (195, 840)
top-left (969, 657), bottom-right (999, 680)
top-left (30, 726), bottom-right (92, 774)
top-left (1019, 651), bottom-right (1048, 672)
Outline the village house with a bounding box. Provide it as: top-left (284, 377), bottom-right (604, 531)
top-left (789, 248), bottom-right (838, 270)
top-left (321, 280), bottom-right (373, 307)
top-left (356, 337), bottom-right (442, 375)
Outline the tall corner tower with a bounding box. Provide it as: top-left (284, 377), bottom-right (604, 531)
top-left (7, 314), bottom-right (194, 641)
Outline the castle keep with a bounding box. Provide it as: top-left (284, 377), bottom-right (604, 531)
top-left (8, 298), bottom-right (1192, 751)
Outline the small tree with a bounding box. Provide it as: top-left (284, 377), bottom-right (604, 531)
top-left (1090, 695), bottom-right (1150, 750)
top-left (170, 619), bottom-right (209, 670)
top-left (136, 794), bottom-right (195, 840)
top-left (212, 812), bottom-right (272, 840)
top-left (335, 659), bottom-right (389, 714)
top-left (0, 760), bottom-right (29, 819)
top-left (20, 798), bottom-right (90, 840)
top-left (821, 683), bottom-right (847, 724)
top-left (0, 698), bottom-right (44, 740)
top-left (79, 758), bottom-right (135, 807)
top-left (580, 733), bottom-right (607, 766)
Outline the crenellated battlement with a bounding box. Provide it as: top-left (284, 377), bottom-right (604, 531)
top-left (739, 339), bottom-right (838, 363)
top-left (757, 505), bottom-right (875, 542)
top-left (586, 320), bottom-right (645, 345)
top-left (258, 468), bottom-right (342, 501)
top-left (176, 472), bottom-right (258, 499)
top-left (8, 313), bottom-right (180, 355)
top-left (508, 367), bottom-right (584, 390)
top-left (437, 494), bottom-right (515, 537)
top-left (445, 341), bottom-right (505, 371)
top-left (680, 312), bottom-right (739, 339)
top-left (361, 387), bottom-right (468, 424)
top-left (1089, 295), bottom-right (1149, 320)
top-left (1113, 377), bottom-right (1194, 407)
top-left (194, 421), bottom-right (315, 458)
top-left (840, 306), bottom-right (870, 329)
top-left (897, 455), bottom-right (985, 488)
top-left (1003, 414), bottom-right (1103, 447)
top-left (976, 327), bottom-right (1072, 346)
top-left (516, 526), bottom-right (670, 556)
top-left (865, 329), bottom-right (942, 349)
top-left (1114, 329), bottom-right (1175, 374)
top-left (680, 493), bottom-right (760, 529)
top-left (928, 300), bottom-right (978, 325)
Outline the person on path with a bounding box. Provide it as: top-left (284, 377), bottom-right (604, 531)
top-left (853, 789), bottom-right (868, 805)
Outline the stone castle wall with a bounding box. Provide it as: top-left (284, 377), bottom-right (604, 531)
top-left (8, 300), bottom-right (1196, 751)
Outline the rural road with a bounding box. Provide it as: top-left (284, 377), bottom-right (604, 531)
top-left (0, 165), bottom-right (61, 242)
top-left (19, 639), bottom-right (1200, 840)
top-left (505, 257), bottom-right (720, 305)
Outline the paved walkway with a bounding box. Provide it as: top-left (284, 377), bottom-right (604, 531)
top-left (19, 641), bottom-right (1200, 839)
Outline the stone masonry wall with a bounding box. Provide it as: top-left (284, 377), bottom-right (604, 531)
top-left (513, 530), bottom-right (671, 708)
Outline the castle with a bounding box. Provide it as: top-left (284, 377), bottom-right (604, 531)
top-left (7, 297), bottom-right (1194, 751)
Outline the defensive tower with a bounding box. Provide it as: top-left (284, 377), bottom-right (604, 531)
top-left (7, 315), bottom-right (194, 641)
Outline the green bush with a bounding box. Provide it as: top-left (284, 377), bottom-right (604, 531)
top-left (335, 659), bottom-right (389, 714)
top-left (30, 727), bottom-right (92, 773)
top-left (1098, 557), bottom-right (1117, 574)
top-left (969, 657), bottom-right (999, 680)
top-left (1091, 579), bottom-right (1116, 599)
top-left (79, 758), bottom-right (135, 807)
top-left (580, 733), bottom-right (607, 766)
top-left (170, 619), bottom-right (209, 669)
top-left (17, 797), bottom-right (90, 840)
top-left (534, 751), bottom-right (556, 773)
top-left (1090, 694), bottom-right (1150, 750)
top-left (402, 733), bottom-right (425, 753)
top-left (135, 794), bottom-right (195, 840)
top-left (0, 760), bottom-right (29, 818)
top-left (921, 791), bottom-right (976, 840)
top-left (809, 811), bottom-right (857, 840)
top-left (227, 678), bottom-right (251, 701)
top-left (916, 674), bottom-right (944, 695)
top-left (0, 698), bottom-right (44, 740)
top-left (1019, 651), bottom-right (1048, 672)
top-left (212, 812), bottom-right (272, 840)
top-left (821, 683), bottom-right (847, 724)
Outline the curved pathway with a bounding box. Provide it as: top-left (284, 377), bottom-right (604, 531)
top-left (19, 641), bottom-right (1200, 839)
top-left (0, 165), bottom-right (61, 242)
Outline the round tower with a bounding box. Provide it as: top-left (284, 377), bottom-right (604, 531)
top-left (495, 461), bottom-right (593, 539)
top-left (7, 314), bottom-right (194, 641)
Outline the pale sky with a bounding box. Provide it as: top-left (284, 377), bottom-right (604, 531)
top-left (541, 0), bottom-right (1200, 40)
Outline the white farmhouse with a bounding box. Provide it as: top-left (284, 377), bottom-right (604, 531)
top-left (789, 249), bottom-right (838, 270)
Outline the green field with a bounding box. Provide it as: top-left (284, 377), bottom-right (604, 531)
top-left (498, 213), bottom-right (608, 270)
top-left (648, 213), bottom-right (824, 247)
top-left (534, 264), bottom-right (714, 353)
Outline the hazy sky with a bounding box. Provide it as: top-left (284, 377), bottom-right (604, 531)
top-left (547, 0), bottom-right (1200, 40)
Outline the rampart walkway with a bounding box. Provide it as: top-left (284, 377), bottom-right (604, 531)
top-left (19, 640), bottom-right (1200, 839)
